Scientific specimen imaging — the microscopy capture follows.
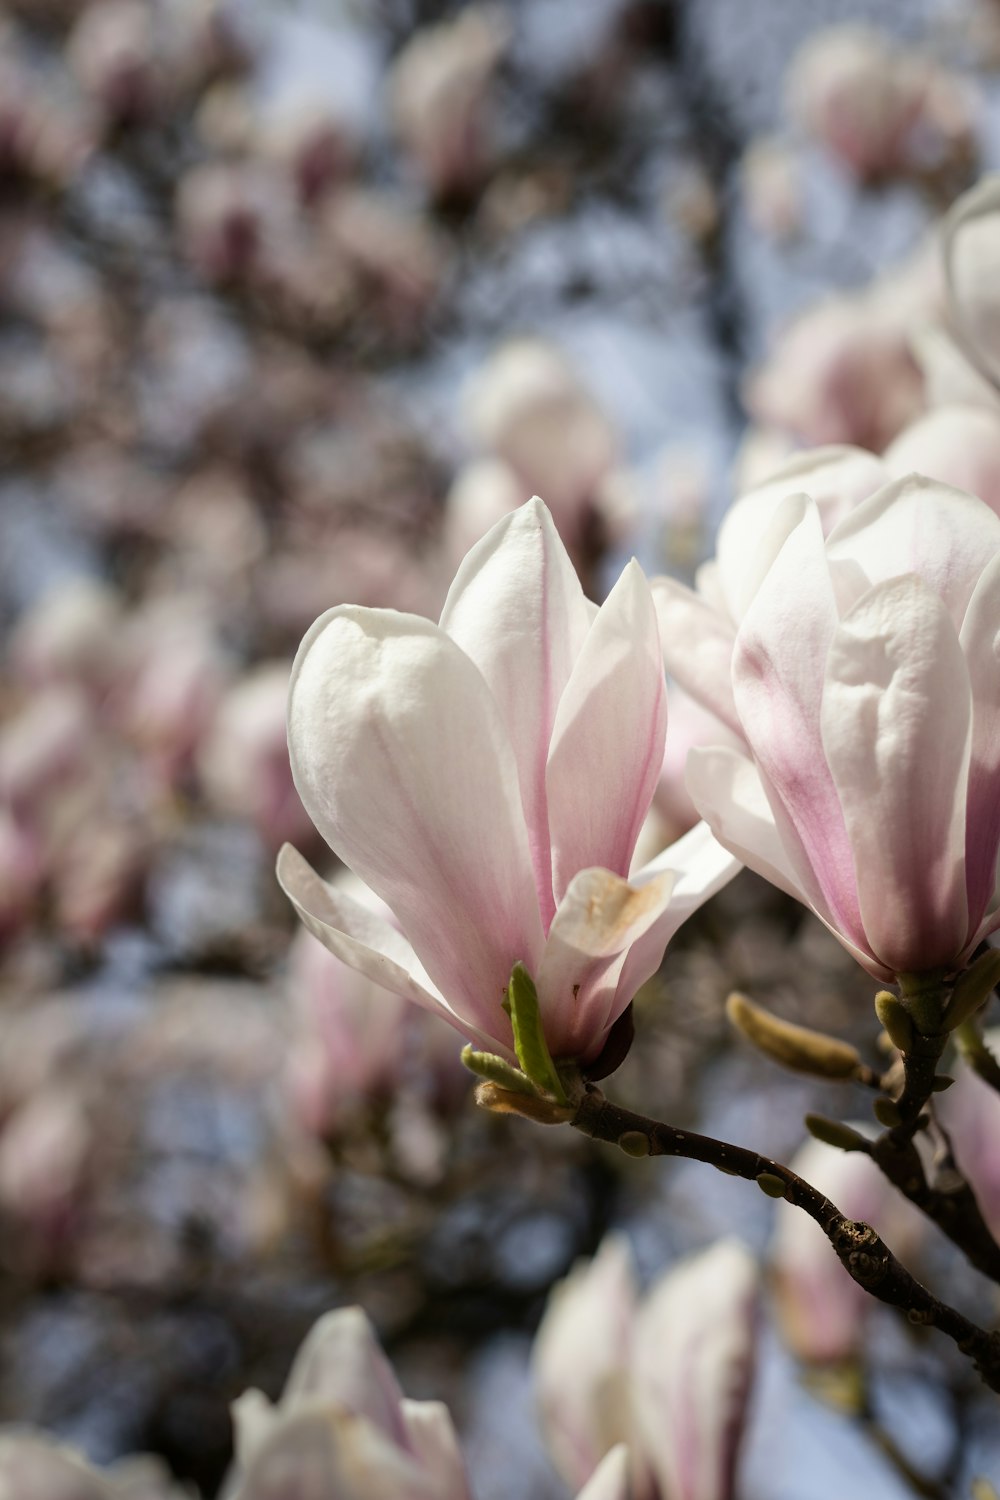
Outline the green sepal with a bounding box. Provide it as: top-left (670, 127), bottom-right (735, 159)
top-left (460, 1045), bottom-right (537, 1096)
top-left (502, 962), bottom-right (569, 1105)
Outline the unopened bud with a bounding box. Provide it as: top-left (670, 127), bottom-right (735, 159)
top-left (474, 1081), bottom-right (575, 1125)
top-left (618, 1130), bottom-right (650, 1158)
top-left (461, 1045), bottom-right (536, 1095)
top-left (873, 1098), bottom-right (902, 1129)
top-left (944, 949), bottom-right (1000, 1031)
top-left (874, 991), bottom-right (914, 1053)
top-left (803, 1114), bottom-right (871, 1153)
top-left (757, 1171), bottom-right (788, 1199)
top-left (503, 962), bottom-right (569, 1104)
top-left (726, 992), bottom-right (861, 1079)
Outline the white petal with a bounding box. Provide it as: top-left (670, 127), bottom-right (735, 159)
top-left (825, 473), bottom-right (1000, 630)
top-left (652, 577), bottom-right (742, 737)
top-left (715, 487), bottom-right (809, 622)
top-left (440, 497), bottom-right (592, 927)
top-left (574, 1446), bottom-right (630, 1500)
top-left (717, 448), bottom-right (888, 618)
top-left (547, 561), bottom-right (667, 905)
top-left (400, 1402), bottom-right (471, 1500)
top-left (276, 846), bottom-right (512, 1059)
top-left (733, 501), bottom-right (866, 950)
top-left (287, 606), bottom-right (544, 1042)
top-left (281, 1308), bottom-right (409, 1443)
top-left (686, 748), bottom-right (892, 981)
top-left (631, 1240), bottom-right (759, 1500)
top-left (821, 575), bottom-right (972, 976)
top-left (533, 1236), bottom-right (636, 1490)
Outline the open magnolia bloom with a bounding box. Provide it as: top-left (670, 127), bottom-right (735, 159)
top-left (280, 498), bottom-right (739, 1072)
top-left (687, 473), bottom-right (1000, 983)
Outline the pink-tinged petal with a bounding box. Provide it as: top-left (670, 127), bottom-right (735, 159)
top-left (884, 406), bottom-right (1000, 520)
top-left (651, 578), bottom-right (742, 737)
top-left (825, 473), bottom-right (1000, 630)
top-left (715, 488), bottom-right (809, 622)
top-left (287, 606), bottom-right (543, 1044)
top-left (685, 748), bottom-right (892, 980)
top-left (547, 562), bottom-right (667, 904)
top-left (733, 502), bottom-right (866, 950)
top-left (959, 552), bottom-right (1000, 933)
top-left (631, 1240), bottom-right (759, 1500)
top-left (276, 846), bottom-right (513, 1059)
top-left (821, 575), bottom-right (972, 976)
top-left (439, 497), bottom-right (593, 928)
top-left (717, 449), bottom-right (888, 619)
top-left (575, 1446), bottom-right (630, 1500)
top-left (614, 821), bottom-right (743, 1012)
top-left (533, 1235), bottom-right (636, 1490)
top-left (537, 867), bottom-right (676, 1060)
top-left (400, 1402), bottom-right (471, 1500)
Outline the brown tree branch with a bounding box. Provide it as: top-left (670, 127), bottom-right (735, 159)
top-left (567, 1084), bottom-right (1000, 1395)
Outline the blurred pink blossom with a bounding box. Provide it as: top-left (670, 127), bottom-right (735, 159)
top-left (772, 1135), bottom-right (924, 1365)
top-left (389, 5), bottom-right (510, 200)
top-left (534, 1235), bottom-right (760, 1500)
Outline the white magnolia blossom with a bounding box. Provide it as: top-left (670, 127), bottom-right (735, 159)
top-left (685, 475), bottom-right (1000, 981)
top-left (226, 1307), bottom-right (471, 1500)
top-left (281, 498), bottom-right (738, 1068)
top-left (534, 1236), bottom-right (760, 1500)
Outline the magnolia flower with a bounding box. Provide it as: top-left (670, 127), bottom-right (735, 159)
top-left (227, 1306), bottom-right (470, 1500)
top-left (744, 239), bottom-right (941, 450)
top-left (463, 342), bottom-right (619, 547)
top-left (771, 1135), bottom-right (924, 1365)
top-left (686, 474), bottom-right (1000, 982)
top-left (280, 499), bottom-right (739, 1068)
top-left (534, 1235), bottom-right (760, 1500)
top-left (786, 25), bottom-right (974, 182)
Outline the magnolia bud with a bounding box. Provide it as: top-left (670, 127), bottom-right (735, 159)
top-left (727, 992), bottom-right (862, 1079)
